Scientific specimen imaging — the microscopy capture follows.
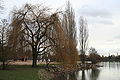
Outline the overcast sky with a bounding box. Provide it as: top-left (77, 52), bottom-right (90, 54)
top-left (1, 0), bottom-right (120, 56)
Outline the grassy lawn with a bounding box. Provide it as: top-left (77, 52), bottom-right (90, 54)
top-left (0, 65), bottom-right (40, 80)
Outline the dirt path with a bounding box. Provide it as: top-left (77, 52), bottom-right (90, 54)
top-left (4, 60), bottom-right (57, 65)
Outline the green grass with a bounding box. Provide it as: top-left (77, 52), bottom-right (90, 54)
top-left (0, 65), bottom-right (40, 80)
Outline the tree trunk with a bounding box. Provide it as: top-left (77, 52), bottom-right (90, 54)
top-left (82, 70), bottom-right (85, 80)
top-left (32, 48), bottom-right (37, 67)
top-left (2, 61), bottom-right (6, 70)
top-left (82, 55), bottom-right (85, 64)
top-left (81, 53), bottom-right (85, 64)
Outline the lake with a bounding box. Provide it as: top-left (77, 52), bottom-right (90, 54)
top-left (57, 62), bottom-right (120, 80)
top-left (76, 62), bottom-right (120, 80)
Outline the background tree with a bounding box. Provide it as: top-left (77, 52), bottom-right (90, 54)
top-left (89, 47), bottom-right (101, 64)
top-left (0, 0), bottom-right (3, 13)
top-left (0, 1), bottom-right (10, 70)
top-left (62, 1), bottom-right (76, 41)
top-left (0, 19), bottom-right (10, 70)
top-left (56, 1), bottom-right (78, 68)
top-left (78, 16), bottom-right (89, 64)
top-left (51, 12), bottom-right (78, 69)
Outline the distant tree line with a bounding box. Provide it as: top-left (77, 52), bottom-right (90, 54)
top-left (101, 54), bottom-right (120, 62)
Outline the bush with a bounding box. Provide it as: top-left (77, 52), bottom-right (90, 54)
top-left (38, 69), bottom-right (54, 80)
top-left (89, 53), bottom-right (101, 64)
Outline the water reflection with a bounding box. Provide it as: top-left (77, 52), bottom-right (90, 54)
top-left (54, 71), bottom-right (77, 80)
top-left (68, 72), bottom-right (77, 80)
top-left (89, 69), bottom-right (100, 80)
top-left (101, 62), bottom-right (120, 69)
top-left (55, 62), bottom-right (120, 80)
top-left (81, 70), bottom-right (85, 80)
top-left (77, 68), bottom-right (100, 80)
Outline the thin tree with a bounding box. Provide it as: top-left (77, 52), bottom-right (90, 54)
top-left (79, 16), bottom-right (89, 64)
top-left (0, 25), bottom-right (6, 70)
top-left (0, 0), bottom-right (4, 13)
top-left (51, 12), bottom-right (78, 69)
top-left (0, 19), bottom-right (9, 70)
top-left (59, 1), bottom-right (78, 68)
top-left (62, 1), bottom-right (76, 41)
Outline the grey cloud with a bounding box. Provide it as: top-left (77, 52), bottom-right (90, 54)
top-left (106, 40), bottom-right (114, 44)
top-left (115, 35), bottom-right (120, 39)
top-left (87, 17), bottom-right (114, 25)
top-left (79, 5), bottom-right (112, 18)
top-left (77, 5), bottom-right (114, 25)
top-left (106, 40), bottom-right (114, 42)
top-left (97, 19), bottom-right (114, 25)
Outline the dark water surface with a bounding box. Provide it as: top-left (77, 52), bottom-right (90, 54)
top-left (58, 62), bottom-right (120, 80)
top-left (77, 62), bottom-right (120, 80)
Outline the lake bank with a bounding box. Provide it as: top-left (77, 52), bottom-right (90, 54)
top-left (49, 62), bottom-right (120, 80)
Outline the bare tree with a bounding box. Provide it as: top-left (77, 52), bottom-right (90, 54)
top-left (51, 12), bottom-right (78, 69)
top-left (89, 47), bottom-right (101, 64)
top-left (8, 3), bottom-right (79, 68)
top-left (79, 16), bottom-right (89, 64)
top-left (62, 1), bottom-right (76, 41)
top-left (9, 4), bottom-right (61, 67)
top-left (89, 47), bottom-right (97, 54)
top-left (0, 0), bottom-right (4, 13)
top-left (0, 19), bottom-right (10, 70)
top-left (56, 1), bottom-right (78, 68)
top-left (0, 25), bottom-right (6, 70)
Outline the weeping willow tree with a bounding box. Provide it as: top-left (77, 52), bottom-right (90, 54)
top-left (8, 4), bottom-right (56, 67)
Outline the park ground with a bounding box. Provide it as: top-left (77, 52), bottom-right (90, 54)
top-left (0, 60), bottom-right (54, 80)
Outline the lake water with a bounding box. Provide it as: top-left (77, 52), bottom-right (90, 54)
top-left (56, 62), bottom-right (120, 80)
top-left (76, 62), bottom-right (120, 80)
